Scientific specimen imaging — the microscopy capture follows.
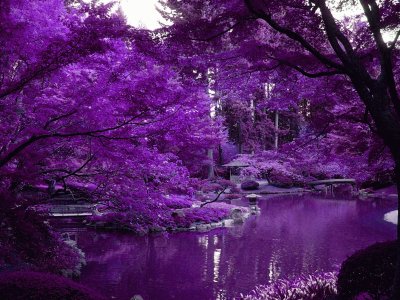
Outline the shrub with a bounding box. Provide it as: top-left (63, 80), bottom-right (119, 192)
top-left (0, 193), bottom-right (83, 274)
top-left (269, 173), bottom-right (295, 188)
top-left (241, 180), bottom-right (259, 190)
top-left (89, 199), bottom-right (238, 232)
top-left (337, 240), bottom-right (397, 300)
top-left (224, 193), bottom-right (242, 200)
top-left (173, 204), bottom-right (231, 228)
top-left (163, 195), bottom-right (193, 209)
top-left (0, 271), bottom-right (105, 300)
top-left (201, 179), bottom-right (239, 193)
top-left (241, 272), bottom-right (337, 300)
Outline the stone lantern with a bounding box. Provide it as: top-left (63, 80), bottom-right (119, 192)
top-left (245, 193), bottom-right (261, 203)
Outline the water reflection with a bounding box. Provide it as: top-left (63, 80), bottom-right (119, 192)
top-left (268, 251), bottom-right (281, 283)
top-left (77, 195), bottom-right (396, 300)
top-left (213, 249), bottom-right (221, 283)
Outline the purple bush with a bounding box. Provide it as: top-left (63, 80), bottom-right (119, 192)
top-left (201, 179), bottom-right (238, 194)
top-left (241, 180), bottom-right (260, 190)
top-left (224, 193), bottom-right (242, 200)
top-left (173, 205), bottom-right (231, 228)
top-left (0, 271), bottom-right (105, 300)
top-left (89, 198), bottom-right (235, 233)
top-left (163, 195), bottom-right (193, 209)
top-left (269, 173), bottom-right (296, 188)
top-left (337, 240), bottom-right (397, 300)
top-left (241, 272), bottom-right (337, 300)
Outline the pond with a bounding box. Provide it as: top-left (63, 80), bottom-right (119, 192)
top-left (76, 195), bottom-right (397, 300)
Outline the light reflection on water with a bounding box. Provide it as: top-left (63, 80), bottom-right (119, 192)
top-left (213, 248), bottom-right (221, 283)
top-left (77, 195), bottom-right (396, 300)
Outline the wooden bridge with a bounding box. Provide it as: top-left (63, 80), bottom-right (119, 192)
top-left (309, 179), bottom-right (356, 194)
top-left (47, 204), bottom-right (96, 217)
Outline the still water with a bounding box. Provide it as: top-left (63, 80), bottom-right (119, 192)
top-left (77, 195), bottom-right (396, 300)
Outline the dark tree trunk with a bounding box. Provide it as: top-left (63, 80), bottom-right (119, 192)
top-left (390, 159), bottom-right (400, 299)
top-left (369, 105), bottom-right (400, 299)
top-left (218, 144), bottom-right (223, 165)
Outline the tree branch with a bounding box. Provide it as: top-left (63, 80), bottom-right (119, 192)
top-left (200, 187), bottom-right (228, 207)
top-left (43, 109), bottom-right (78, 130)
top-left (189, 18), bottom-right (254, 42)
top-left (266, 55), bottom-right (344, 78)
top-left (244, 0), bottom-right (345, 71)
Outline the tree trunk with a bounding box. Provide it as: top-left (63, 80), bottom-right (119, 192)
top-left (238, 121), bottom-right (243, 154)
top-left (350, 85), bottom-right (400, 299)
top-left (207, 148), bottom-right (214, 179)
top-left (374, 113), bottom-right (400, 299)
top-left (274, 111), bottom-right (279, 150)
top-left (218, 144), bottom-right (223, 165)
top-left (391, 159), bottom-right (400, 299)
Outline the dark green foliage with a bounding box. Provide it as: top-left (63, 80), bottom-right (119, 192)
top-left (0, 271), bottom-right (105, 300)
top-left (337, 240), bottom-right (397, 299)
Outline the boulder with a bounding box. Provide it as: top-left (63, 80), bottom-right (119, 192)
top-left (230, 208), bottom-right (244, 223)
top-left (241, 180), bottom-right (259, 190)
top-left (333, 184), bottom-right (354, 195)
top-left (171, 209), bottom-right (185, 218)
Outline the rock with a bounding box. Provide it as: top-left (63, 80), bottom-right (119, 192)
top-left (223, 219), bottom-right (235, 227)
top-left (210, 222), bottom-right (223, 228)
top-left (196, 224), bottom-right (211, 231)
top-left (175, 227), bottom-right (187, 232)
top-left (241, 180), bottom-right (259, 190)
top-left (230, 208), bottom-right (244, 223)
top-left (171, 209), bottom-right (185, 218)
top-left (151, 226), bottom-right (166, 233)
top-left (333, 184), bottom-right (354, 195)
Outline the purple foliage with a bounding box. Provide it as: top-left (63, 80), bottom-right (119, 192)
top-left (163, 195), bottom-right (193, 209)
top-left (241, 272), bottom-right (338, 300)
top-left (201, 179), bottom-right (239, 193)
top-left (173, 204), bottom-right (231, 228)
top-left (241, 180), bottom-right (260, 190)
top-left (0, 0), bottom-right (399, 296)
top-left (160, 0), bottom-right (399, 189)
top-left (224, 193), bottom-right (242, 200)
top-left (88, 197), bottom-right (234, 233)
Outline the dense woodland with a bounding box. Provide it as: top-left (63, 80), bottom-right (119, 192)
top-left (0, 0), bottom-right (399, 299)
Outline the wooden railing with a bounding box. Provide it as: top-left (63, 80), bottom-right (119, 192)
top-left (48, 205), bottom-right (94, 217)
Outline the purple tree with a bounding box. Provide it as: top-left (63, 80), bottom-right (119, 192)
top-left (0, 0), bottom-right (223, 272)
top-left (160, 0), bottom-right (400, 296)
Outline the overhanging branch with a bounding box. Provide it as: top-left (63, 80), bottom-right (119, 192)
top-left (244, 0), bottom-right (345, 71)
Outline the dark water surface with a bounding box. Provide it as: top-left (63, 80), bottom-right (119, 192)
top-left (77, 195), bottom-right (397, 300)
